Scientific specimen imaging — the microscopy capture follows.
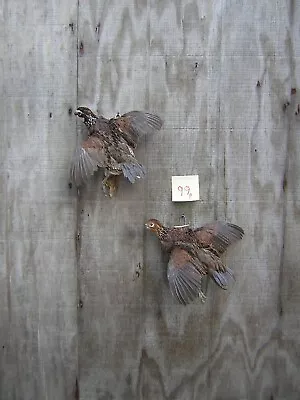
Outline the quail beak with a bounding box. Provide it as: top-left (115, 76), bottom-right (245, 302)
top-left (145, 223), bottom-right (150, 230)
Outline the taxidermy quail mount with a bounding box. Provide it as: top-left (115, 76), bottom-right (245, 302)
top-left (70, 107), bottom-right (163, 197)
top-left (145, 218), bottom-right (244, 305)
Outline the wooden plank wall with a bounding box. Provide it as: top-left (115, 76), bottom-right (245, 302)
top-left (1, 0), bottom-right (300, 399)
top-left (0, 1), bottom-right (78, 399)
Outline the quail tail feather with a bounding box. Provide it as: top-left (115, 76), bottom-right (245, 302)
top-left (122, 163), bottom-right (146, 184)
top-left (211, 267), bottom-right (235, 290)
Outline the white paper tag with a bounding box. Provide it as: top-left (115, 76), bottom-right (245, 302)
top-left (172, 175), bottom-right (200, 202)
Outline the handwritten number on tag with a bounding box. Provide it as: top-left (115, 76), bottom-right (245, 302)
top-left (178, 185), bottom-right (192, 199)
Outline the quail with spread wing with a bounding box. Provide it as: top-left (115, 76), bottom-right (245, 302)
top-left (145, 219), bottom-right (244, 305)
top-left (70, 107), bottom-right (163, 197)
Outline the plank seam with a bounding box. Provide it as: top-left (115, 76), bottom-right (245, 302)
top-left (75, 1), bottom-right (81, 399)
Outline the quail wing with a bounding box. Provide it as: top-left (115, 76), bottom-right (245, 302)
top-left (194, 221), bottom-right (244, 255)
top-left (110, 111), bottom-right (163, 148)
top-left (70, 136), bottom-right (107, 187)
top-left (167, 247), bottom-right (205, 305)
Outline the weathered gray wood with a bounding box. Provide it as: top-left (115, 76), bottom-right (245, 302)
top-left (1, 0), bottom-right (300, 399)
top-left (209, 2), bottom-right (300, 399)
top-left (77, 1), bottom-right (300, 400)
top-left (277, 2), bottom-right (300, 398)
top-left (76, 1), bottom-right (217, 399)
top-left (77, 3), bottom-right (150, 400)
top-left (0, 1), bottom-right (78, 399)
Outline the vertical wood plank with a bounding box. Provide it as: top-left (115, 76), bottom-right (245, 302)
top-left (136, 1), bottom-right (221, 398)
top-left (277, 1), bottom-right (300, 398)
top-left (77, 0), bottom-right (219, 399)
top-left (77, 1), bottom-right (150, 399)
top-left (209, 1), bottom-right (299, 399)
top-left (0, 2), bottom-right (78, 399)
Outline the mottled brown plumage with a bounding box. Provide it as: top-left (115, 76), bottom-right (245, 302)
top-left (145, 218), bottom-right (244, 305)
top-left (70, 107), bottom-right (163, 197)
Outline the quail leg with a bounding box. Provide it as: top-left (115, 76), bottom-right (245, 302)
top-left (102, 174), bottom-right (120, 197)
top-left (199, 290), bottom-right (206, 303)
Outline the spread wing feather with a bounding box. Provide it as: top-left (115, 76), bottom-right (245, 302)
top-left (194, 221), bottom-right (244, 255)
top-left (70, 137), bottom-right (106, 187)
top-left (111, 111), bottom-right (163, 148)
top-left (167, 248), bottom-right (204, 305)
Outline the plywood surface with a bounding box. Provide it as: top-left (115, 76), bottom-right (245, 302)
top-left (1, 1), bottom-right (300, 399)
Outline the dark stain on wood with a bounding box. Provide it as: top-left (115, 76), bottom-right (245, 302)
top-left (125, 373), bottom-right (132, 386)
top-left (95, 22), bottom-right (101, 42)
top-left (74, 378), bottom-right (79, 400)
top-left (289, 0), bottom-right (295, 25)
top-left (78, 299), bottom-right (83, 309)
top-left (283, 101), bottom-right (290, 111)
top-left (156, 308), bottom-right (162, 320)
top-left (283, 173), bottom-right (288, 192)
top-left (79, 41), bottom-right (84, 56)
top-left (133, 262), bottom-right (143, 281)
top-left (95, 22), bottom-right (101, 33)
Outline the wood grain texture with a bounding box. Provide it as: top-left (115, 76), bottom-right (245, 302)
top-left (277, 1), bottom-right (300, 398)
top-left (77, 3), bottom-right (150, 400)
top-left (0, 1), bottom-right (78, 399)
top-left (76, 1), bottom-right (218, 399)
top-left (1, 0), bottom-right (300, 399)
top-left (77, 0), bottom-right (300, 399)
top-left (208, 2), bottom-right (300, 399)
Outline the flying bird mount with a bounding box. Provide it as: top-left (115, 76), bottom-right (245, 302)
top-left (145, 218), bottom-right (244, 305)
top-left (70, 107), bottom-right (163, 197)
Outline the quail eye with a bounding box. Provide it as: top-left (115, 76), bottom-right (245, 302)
top-left (149, 222), bottom-right (154, 228)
